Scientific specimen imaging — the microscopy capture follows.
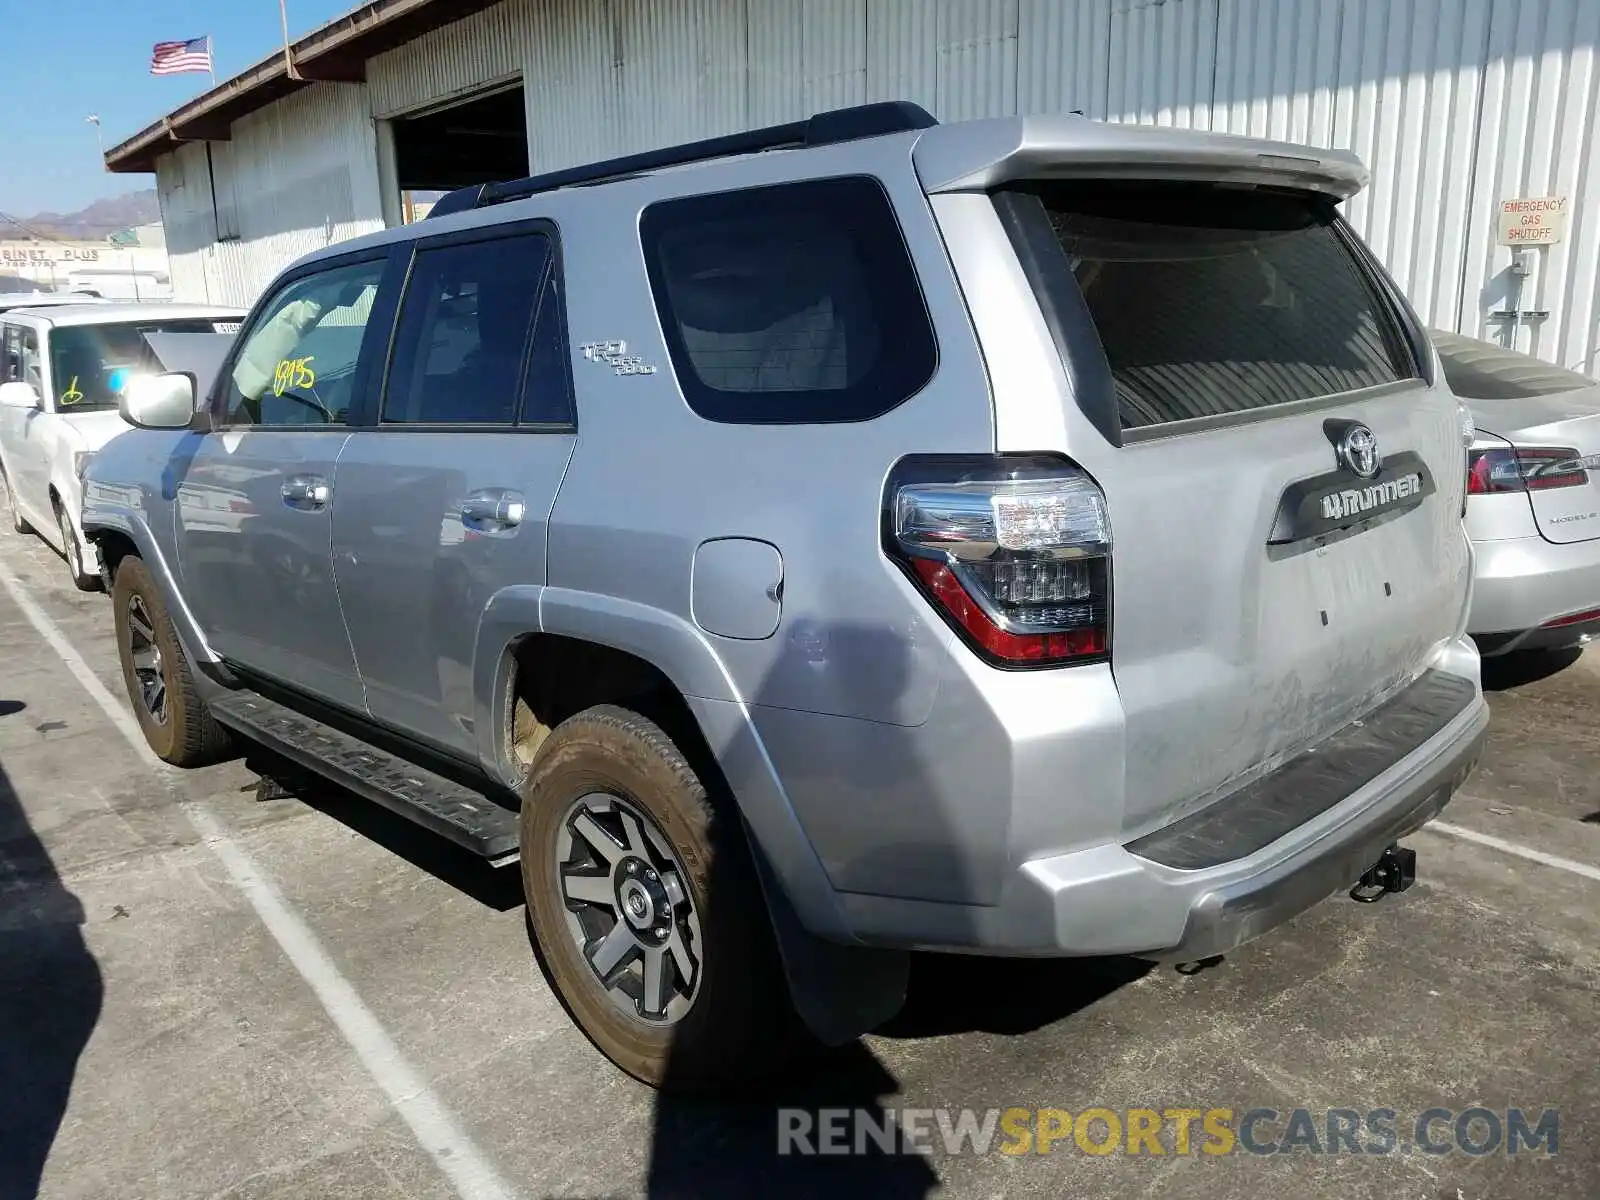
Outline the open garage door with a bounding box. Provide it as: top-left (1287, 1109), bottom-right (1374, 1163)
top-left (389, 83), bottom-right (528, 220)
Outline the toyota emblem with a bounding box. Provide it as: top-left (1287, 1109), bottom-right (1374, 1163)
top-left (1337, 423), bottom-right (1380, 478)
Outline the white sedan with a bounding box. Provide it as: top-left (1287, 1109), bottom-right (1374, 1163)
top-left (1433, 329), bottom-right (1600, 656)
top-left (0, 302), bottom-right (243, 588)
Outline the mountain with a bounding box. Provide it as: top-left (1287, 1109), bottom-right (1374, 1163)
top-left (15, 190), bottom-right (161, 241)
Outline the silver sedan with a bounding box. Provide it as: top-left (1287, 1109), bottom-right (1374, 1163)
top-left (1434, 330), bottom-right (1600, 656)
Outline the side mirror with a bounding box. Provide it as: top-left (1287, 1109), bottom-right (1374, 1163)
top-left (0, 381), bottom-right (40, 409)
top-left (120, 372), bottom-right (196, 430)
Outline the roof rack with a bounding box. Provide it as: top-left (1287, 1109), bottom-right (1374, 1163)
top-left (427, 100), bottom-right (937, 219)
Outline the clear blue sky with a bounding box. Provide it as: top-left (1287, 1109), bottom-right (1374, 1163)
top-left (0, 0), bottom-right (351, 218)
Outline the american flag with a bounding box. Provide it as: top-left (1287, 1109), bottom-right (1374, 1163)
top-left (150, 37), bottom-right (212, 76)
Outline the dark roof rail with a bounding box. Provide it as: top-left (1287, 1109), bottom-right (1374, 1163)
top-left (427, 100), bottom-right (938, 219)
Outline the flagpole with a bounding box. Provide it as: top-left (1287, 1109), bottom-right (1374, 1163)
top-left (279, 0), bottom-right (301, 81)
top-left (207, 34), bottom-right (216, 86)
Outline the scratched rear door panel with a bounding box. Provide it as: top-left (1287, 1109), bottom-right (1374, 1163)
top-left (1000, 179), bottom-right (1469, 835)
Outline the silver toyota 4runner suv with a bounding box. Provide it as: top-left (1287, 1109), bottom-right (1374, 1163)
top-left (84, 103), bottom-right (1488, 1090)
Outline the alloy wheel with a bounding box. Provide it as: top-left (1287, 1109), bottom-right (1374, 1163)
top-left (125, 595), bottom-right (168, 725)
top-left (553, 792), bottom-right (703, 1025)
top-left (59, 510), bottom-right (82, 577)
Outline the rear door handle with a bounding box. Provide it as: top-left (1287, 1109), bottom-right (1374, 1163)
top-left (281, 474), bottom-right (331, 510)
top-left (461, 488), bottom-right (526, 532)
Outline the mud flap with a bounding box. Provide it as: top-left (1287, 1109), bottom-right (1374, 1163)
top-left (744, 820), bottom-right (909, 1046)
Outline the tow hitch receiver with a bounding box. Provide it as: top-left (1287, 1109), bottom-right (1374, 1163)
top-left (1350, 845), bottom-right (1417, 903)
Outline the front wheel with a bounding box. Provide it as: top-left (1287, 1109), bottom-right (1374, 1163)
top-left (3, 470), bottom-right (29, 535)
top-left (520, 704), bottom-right (812, 1090)
top-left (111, 556), bottom-right (231, 766)
top-left (56, 505), bottom-right (99, 591)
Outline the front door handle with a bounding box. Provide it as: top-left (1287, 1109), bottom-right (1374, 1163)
top-left (282, 474), bottom-right (331, 510)
top-left (461, 488), bottom-right (526, 532)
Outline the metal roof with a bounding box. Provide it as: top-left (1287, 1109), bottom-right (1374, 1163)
top-left (0, 294), bottom-right (105, 314)
top-left (104, 0), bottom-right (504, 174)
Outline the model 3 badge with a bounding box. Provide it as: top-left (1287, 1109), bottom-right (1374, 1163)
top-left (1337, 423), bottom-right (1380, 478)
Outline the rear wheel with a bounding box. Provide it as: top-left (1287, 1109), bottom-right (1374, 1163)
top-left (521, 704), bottom-right (811, 1090)
top-left (111, 556), bottom-right (231, 766)
top-left (55, 503), bottom-right (99, 591)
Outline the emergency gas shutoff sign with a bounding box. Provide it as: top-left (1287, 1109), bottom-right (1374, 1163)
top-left (1498, 196), bottom-right (1567, 246)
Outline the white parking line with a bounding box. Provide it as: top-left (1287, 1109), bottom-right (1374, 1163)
top-left (1428, 819), bottom-right (1600, 883)
top-left (0, 561), bottom-right (514, 1200)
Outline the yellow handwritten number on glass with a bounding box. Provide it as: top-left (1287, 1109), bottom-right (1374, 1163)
top-left (60, 377), bottom-right (84, 406)
top-left (271, 356), bottom-right (317, 397)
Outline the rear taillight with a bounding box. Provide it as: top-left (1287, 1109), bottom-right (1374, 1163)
top-left (1466, 446), bottom-right (1588, 495)
top-left (1543, 606), bottom-right (1600, 629)
top-left (885, 455), bottom-right (1110, 667)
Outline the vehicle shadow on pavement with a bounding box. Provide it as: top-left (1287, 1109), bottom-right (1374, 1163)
top-left (643, 620), bottom-right (1150, 1199)
top-left (879, 952), bottom-right (1151, 1039)
top-left (0, 750), bottom-right (105, 1200)
top-left (1479, 646), bottom-right (1583, 692)
top-left (645, 1041), bottom-right (935, 1198)
top-left (642, 954), bottom-right (1148, 1199)
top-left (242, 750), bottom-right (524, 912)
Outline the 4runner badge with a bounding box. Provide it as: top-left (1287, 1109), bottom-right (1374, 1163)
top-left (580, 339), bottom-right (657, 376)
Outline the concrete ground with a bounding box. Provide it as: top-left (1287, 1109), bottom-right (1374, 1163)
top-left (0, 522), bottom-right (1595, 1200)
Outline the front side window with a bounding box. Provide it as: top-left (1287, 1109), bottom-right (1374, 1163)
top-left (221, 259), bottom-right (384, 426)
top-left (2, 324), bottom-right (41, 392)
top-left (640, 176), bottom-right (938, 424)
top-left (48, 320), bottom-right (224, 412)
top-left (1, 325), bottom-right (28, 385)
top-left (382, 233), bottom-right (552, 425)
top-left (1030, 181), bottom-right (1415, 430)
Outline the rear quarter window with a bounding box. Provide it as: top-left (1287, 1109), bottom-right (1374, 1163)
top-left (1020, 181), bottom-right (1418, 432)
top-left (639, 176), bottom-right (937, 424)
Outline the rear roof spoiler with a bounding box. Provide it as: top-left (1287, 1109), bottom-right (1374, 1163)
top-left (913, 115), bottom-right (1368, 199)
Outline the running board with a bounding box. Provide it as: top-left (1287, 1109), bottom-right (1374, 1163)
top-left (209, 691), bottom-right (520, 863)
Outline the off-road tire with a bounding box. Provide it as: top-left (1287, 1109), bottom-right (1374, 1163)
top-left (111, 556), bottom-right (231, 766)
top-left (521, 704), bottom-right (812, 1091)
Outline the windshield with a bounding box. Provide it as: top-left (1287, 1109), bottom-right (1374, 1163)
top-left (49, 319), bottom-right (227, 411)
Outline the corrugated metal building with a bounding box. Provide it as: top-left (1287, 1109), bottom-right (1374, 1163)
top-left (108, 0), bottom-right (1600, 372)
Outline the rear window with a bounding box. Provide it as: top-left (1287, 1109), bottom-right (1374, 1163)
top-left (640, 176), bottom-right (937, 424)
top-left (50, 319), bottom-right (225, 411)
top-left (1033, 182), bottom-right (1415, 431)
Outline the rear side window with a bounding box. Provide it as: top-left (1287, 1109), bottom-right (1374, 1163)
top-left (1, 324), bottom-right (39, 390)
top-left (1032, 182), bottom-right (1415, 431)
top-left (383, 232), bottom-right (553, 425)
top-left (640, 176), bottom-right (937, 424)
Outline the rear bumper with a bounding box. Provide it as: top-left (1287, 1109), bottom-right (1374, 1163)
top-left (1153, 707), bottom-right (1483, 960)
top-left (1470, 532), bottom-right (1600, 654)
top-left (834, 655), bottom-right (1488, 959)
